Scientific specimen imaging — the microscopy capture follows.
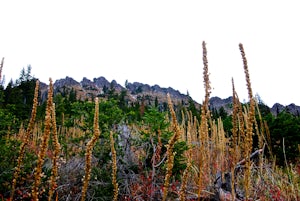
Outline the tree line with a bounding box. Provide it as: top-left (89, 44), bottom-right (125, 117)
top-left (0, 66), bottom-right (299, 166)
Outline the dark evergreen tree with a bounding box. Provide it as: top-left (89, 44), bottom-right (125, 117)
top-left (68, 88), bottom-right (77, 103)
top-left (155, 96), bottom-right (159, 108)
top-left (53, 93), bottom-right (66, 125)
top-left (187, 97), bottom-right (200, 120)
top-left (102, 85), bottom-right (108, 95)
top-left (269, 112), bottom-right (300, 165)
top-left (0, 85), bottom-right (4, 108)
top-left (118, 89), bottom-right (127, 110)
top-left (4, 68), bottom-right (37, 120)
top-left (219, 106), bottom-right (228, 120)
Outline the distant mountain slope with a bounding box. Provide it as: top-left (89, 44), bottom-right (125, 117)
top-left (209, 96), bottom-right (233, 114)
top-left (39, 76), bottom-right (198, 108)
top-left (271, 103), bottom-right (300, 116)
top-left (39, 76), bottom-right (300, 116)
top-left (209, 96), bottom-right (300, 116)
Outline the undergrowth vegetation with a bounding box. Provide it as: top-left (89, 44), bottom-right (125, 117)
top-left (0, 42), bottom-right (299, 200)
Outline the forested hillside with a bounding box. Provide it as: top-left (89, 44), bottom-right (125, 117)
top-left (0, 43), bottom-right (299, 200)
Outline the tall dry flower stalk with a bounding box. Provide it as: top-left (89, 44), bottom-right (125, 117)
top-left (81, 97), bottom-right (101, 201)
top-left (32, 78), bottom-right (54, 201)
top-left (237, 99), bottom-right (245, 150)
top-left (239, 43), bottom-right (255, 200)
top-left (192, 115), bottom-right (199, 143)
top-left (197, 41), bottom-right (211, 200)
top-left (180, 110), bottom-right (186, 141)
top-left (179, 157), bottom-right (191, 201)
top-left (209, 118), bottom-right (218, 174)
top-left (110, 131), bottom-right (119, 201)
top-left (202, 41), bottom-right (211, 112)
top-left (254, 102), bottom-right (264, 173)
top-left (162, 93), bottom-right (182, 201)
top-left (15, 123), bottom-right (25, 141)
top-left (0, 57), bottom-right (4, 83)
top-left (216, 118), bottom-right (226, 173)
top-left (48, 103), bottom-right (61, 201)
top-left (10, 80), bottom-right (39, 200)
top-left (264, 121), bottom-right (272, 158)
top-left (208, 117), bottom-right (227, 185)
top-left (32, 122), bottom-right (42, 149)
top-left (229, 78), bottom-right (240, 200)
top-left (179, 111), bottom-right (193, 201)
top-left (231, 78), bottom-right (239, 153)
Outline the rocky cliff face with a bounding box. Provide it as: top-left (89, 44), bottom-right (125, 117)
top-left (271, 103), bottom-right (300, 116)
top-left (40, 76), bottom-right (300, 116)
top-left (209, 96), bottom-right (233, 114)
top-left (126, 82), bottom-right (188, 101)
top-left (40, 76), bottom-right (194, 106)
top-left (92, 76), bottom-right (110, 88)
top-left (54, 76), bottom-right (80, 87)
top-left (209, 96), bottom-right (300, 117)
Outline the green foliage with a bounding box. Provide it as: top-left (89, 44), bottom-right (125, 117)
top-left (0, 108), bottom-right (18, 137)
top-left (155, 96), bottom-right (159, 108)
top-left (53, 93), bottom-right (65, 115)
top-left (140, 107), bottom-right (171, 159)
top-left (65, 101), bottom-right (95, 130)
top-left (172, 141), bottom-right (188, 179)
top-left (0, 140), bottom-right (19, 196)
top-left (3, 78), bottom-right (38, 121)
top-left (211, 107), bottom-right (232, 134)
top-left (16, 65), bottom-right (33, 85)
top-left (68, 88), bottom-right (77, 103)
top-left (3, 66), bottom-right (38, 121)
top-left (89, 165), bottom-right (114, 200)
top-left (1, 66), bottom-right (300, 199)
top-left (0, 139), bottom-right (37, 198)
top-left (36, 100), bottom-right (46, 121)
top-left (257, 102), bottom-right (272, 118)
top-left (140, 107), bottom-right (188, 177)
top-left (143, 107), bottom-right (170, 135)
top-left (98, 99), bottom-right (124, 132)
top-left (218, 106), bottom-right (228, 120)
top-left (222, 115), bottom-right (233, 134)
top-left (187, 96), bottom-right (200, 120)
top-left (0, 85), bottom-right (4, 106)
top-left (118, 89), bottom-right (128, 111)
top-left (268, 112), bottom-right (300, 165)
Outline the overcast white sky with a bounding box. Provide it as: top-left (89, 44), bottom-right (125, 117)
top-left (1, 1), bottom-right (299, 107)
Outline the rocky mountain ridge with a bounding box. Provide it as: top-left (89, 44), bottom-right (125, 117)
top-left (39, 76), bottom-right (195, 107)
top-left (39, 76), bottom-right (300, 116)
top-left (209, 96), bottom-right (300, 116)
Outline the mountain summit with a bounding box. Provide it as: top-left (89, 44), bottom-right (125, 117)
top-left (38, 76), bottom-right (197, 108)
top-left (39, 76), bottom-right (300, 116)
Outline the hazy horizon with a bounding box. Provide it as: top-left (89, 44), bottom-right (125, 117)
top-left (1, 1), bottom-right (299, 107)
